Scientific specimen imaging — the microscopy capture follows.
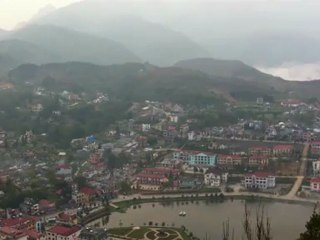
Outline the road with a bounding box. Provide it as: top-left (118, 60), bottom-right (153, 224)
top-left (286, 143), bottom-right (309, 199)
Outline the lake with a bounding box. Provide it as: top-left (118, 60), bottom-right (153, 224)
top-left (91, 199), bottom-right (314, 240)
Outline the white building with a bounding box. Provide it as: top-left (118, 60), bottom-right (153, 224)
top-left (169, 114), bottom-right (178, 123)
top-left (142, 124), bottom-right (151, 132)
top-left (188, 131), bottom-right (195, 141)
top-left (244, 172), bottom-right (275, 189)
top-left (313, 160), bottom-right (320, 176)
top-left (204, 170), bottom-right (228, 187)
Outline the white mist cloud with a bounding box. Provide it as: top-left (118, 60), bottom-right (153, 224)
top-left (257, 62), bottom-right (320, 81)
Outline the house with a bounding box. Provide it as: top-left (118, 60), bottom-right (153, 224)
top-left (281, 99), bottom-right (304, 108)
top-left (0, 227), bottom-right (28, 240)
top-left (46, 225), bottom-right (81, 240)
top-left (38, 199), bottom-right (55, 214)
top-left (56, 164), bottom-right (72, 178)
top-left (204, 169), bottom-right (228, 187)
top-left (141, 167), bottom-right (180, 177)
top-left (135, 173), bottom-right (169, 191)
top-left (313, 160), bottom-right (320, 176)
top-left (169, 114), bottom-right (178, 123)
top-left (31, 103), bottom-right (43, 112)
top-left (141, 124), bottom-right (151, 132)
top-left (72, 186), bottom-right (97, 207)
top-left (173, 150), bottom-right (216, 166)
top-left (248, 156), bottom-right (269, 168)
top-left (56, 212), bottom-right (78, 225)
top-left (217, 154), bottom-right (242, 166)
top-left (0, 217), bottom-right (38, 231)
top-left (311, 141), bottom-right (320, 155)
top-left (273, 144), bottom-right (294, 156)
top-left (244, 172), bottom-right (276, 189)
top-left (310, 177), bottom-right (320, 192)
top-left (248, 146), bottom-right (271, 156)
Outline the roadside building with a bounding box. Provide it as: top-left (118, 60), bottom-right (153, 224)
top-left (248, 146), bottom-right (271, 156)
top-left (273, 144), bottom-right (294, 156)
top-left (311, 141), bottom-right (320, 155)
top-left (310, 177), bottom-right (320, 192)
top-left (313, 160), bottom-right (320, 176)
top-left (217, 154), bottom-right (242, 166)
top-left (248, 155), bottom-right (269, 168)
top-left (204, 169), bottom-right (228, 187)
top-left (173, 150), bottom-right (216, 166)
top-left (135, 173), bottom-right (169, 191)
top-left (244, 172), bottom-right (276, 189)
top-left (46, 225), bottom-right (81, 240)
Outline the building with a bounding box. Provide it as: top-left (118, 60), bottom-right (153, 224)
top-left (217, 154), bottom-right (242, 166)
top-left (248, 156), bottom-right (269, 168)
top-left (248, 146), bottom-right (271, 156)
top-left (204, 169), bottom-right (228, 187)
top-left (173, 151), bottom-right (216, 166)
top-left (273, 144), bottom-right (294, 156)
top-left (141, 124), bottom-right (151, 132)
top-left (72, 186), bottom-right (97, 207)
top-left (310, 177), bottom-right (320, 192)
top-left (80, 228), bottom-right (108, 240)
top-left (0, 227), bottom-right (28, 240)
top-left (135, 173), bottom-right (169, 191)
top-left (244, 172), bottom-right (276, 189)
top-left (313, 160), bottom-right (320, 176)
top-left (0, 217), bottom-right (38, 231)
top-left (46, 225), bottom-right (81, 240)
top-left (141, 167), bottom-right (180, 177)
top-left (311, 141), bottom-right (320, 155)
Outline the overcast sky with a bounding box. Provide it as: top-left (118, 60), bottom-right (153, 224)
top-left (0, 0), bottom-right (80, 30)
top-left (0, 0), bottom-right (311, 30)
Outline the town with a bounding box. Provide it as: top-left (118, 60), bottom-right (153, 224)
top-left (1, 80), bottom-right (320, 239)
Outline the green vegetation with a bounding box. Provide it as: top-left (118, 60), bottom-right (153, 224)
top-left (127, 227), bottom-right (150, 239)
top-left (298, 207), bottom-right (320, 240)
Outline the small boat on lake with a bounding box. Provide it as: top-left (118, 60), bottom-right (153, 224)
top-left (179, 211), bottom-right (187, 217)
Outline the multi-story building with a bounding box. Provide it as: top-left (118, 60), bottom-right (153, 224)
top-left (46, 225), bottom-right (81, 240)
top-left (311, 142), bottom-right (320, 155)
top-left (273, 144), bottom-right (294, 156)
top-left (244, 172), bottom-right (275, 189)
top-left (217, 154), bottom-right (242, 166)
top-left (204, 169), bottom-right (228, 187)
top-left (313, 160), bottom-right (320, 176)
top-left (173, 151), bottom-right (216, 166)
top-left (248, 146), bottom-right (271, 156)
top-left (248, 156), bottom-right (269, 168)
top-left (135, 173), bottom-right (169, 191)
top-left (310, 177), bottom-right (320, 192)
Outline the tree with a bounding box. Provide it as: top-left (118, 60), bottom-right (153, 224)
top-left (298, 206), bottom-right (320, 240)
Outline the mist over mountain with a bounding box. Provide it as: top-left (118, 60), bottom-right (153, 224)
top-left (0, 24), bottom-right (140, 75)
top-left (30, 1), bottom-right (208, 66)
top-left (28, 0), bottom-right (320, 71)
top-left (175, 58), bottom-right (275, 82)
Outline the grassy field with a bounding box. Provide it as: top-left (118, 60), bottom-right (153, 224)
top-left (107, 227), bottom-right (191, 240)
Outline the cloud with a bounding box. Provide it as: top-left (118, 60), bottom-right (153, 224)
top-left (257, 62), bottom-right (320, 81)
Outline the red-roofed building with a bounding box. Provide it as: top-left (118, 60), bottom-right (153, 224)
top-left (56, 212), bottom-right (78, 225)
top-left (310, 177), bottom-right (320, 192)
top-left (311, 141), bottom-right (320, 155)
top-left (273, 144), bottom-right (294, 156)
top-left (244, 172), bottom-right (275, 189)
top-left (248, 155), bottom-right (269, 168)
top-left (73, 187), bottom-right (96, 207)
top-left (217, 154), bottom-right (242, 166)
top-left (0, 226), bottom-right (28, 240)
top-left (38, 199), bottom-right (56, 213)
top-left (47, 225), bottom-right (81, 240)
top-left (142, 167), bottom-right (179, 176)
top-left (0, 217), bottom-right (38, 231)
top-left (135, 173), bottom-right (169, 191)
top-left (248, 146), bottom-right (271, 156)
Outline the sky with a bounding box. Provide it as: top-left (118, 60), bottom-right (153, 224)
top-left (0, 0), bottom-right (307, 30)
top-left (0, 0), bottom-right (80, 30)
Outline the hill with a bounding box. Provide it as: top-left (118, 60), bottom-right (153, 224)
top-left (8, 62), bottom-right (286, 104)
top-left (9, 25), bottom-right (140, 65)
top-left (0, 39), bottom-right (58, 76)
top-left (31, 1), bottom-right (208, 65)
top-left (175, 58), bottom-right (276, 81)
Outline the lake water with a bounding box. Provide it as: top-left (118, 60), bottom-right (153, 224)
top-left (93, 200), bottom-right (314, 240)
